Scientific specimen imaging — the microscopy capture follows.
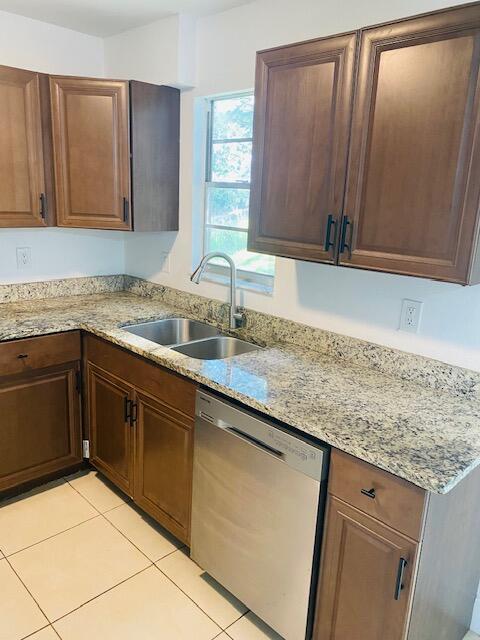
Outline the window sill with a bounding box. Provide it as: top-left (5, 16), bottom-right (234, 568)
top-left (201, 271), bottom-right (274, 296)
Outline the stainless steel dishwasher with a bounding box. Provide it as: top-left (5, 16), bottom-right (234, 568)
top-left (191, 390), bottom-right (329, 640)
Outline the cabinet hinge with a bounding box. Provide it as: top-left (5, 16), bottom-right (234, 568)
top-left (75, 370), bottom-right (82, 394)
top-left (82, 440), bottom-right (90, 459)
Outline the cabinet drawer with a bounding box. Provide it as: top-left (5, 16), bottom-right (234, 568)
top-left (0, 332), bottom-right (81, 378)
top-left (329, 450), bottom-right (426, 540)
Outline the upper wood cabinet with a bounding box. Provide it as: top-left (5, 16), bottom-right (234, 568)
top-left (342, 5), bottom-right (480, 283)
top-left (248, 33), bottom-right (357, 262)
top-left (50, 77), bottom-right (131, 230)
top-left (0, 65), bottom-right (54, 228)
top-left (248, 4), bottom-right (480, 284)
top-left (49, 76), bottom-right (180, 232)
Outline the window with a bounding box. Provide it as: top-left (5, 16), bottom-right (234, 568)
top-left (203, 93), bottom-right (274, 287)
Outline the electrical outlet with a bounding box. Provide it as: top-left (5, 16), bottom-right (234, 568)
top-left (16, 247), bottom-right (32, 270)
top-left (159, 251), bottom-right (170, 274)
top-left (399, 299), bottom-right (423, 333)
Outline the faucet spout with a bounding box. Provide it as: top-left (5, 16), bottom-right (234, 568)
top-left (190, 252), bottom-right (244, 330)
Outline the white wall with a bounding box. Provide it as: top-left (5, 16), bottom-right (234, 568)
top-left (120, 0), bottom-right (480, 373)
top-left (0, 11), bottom-right (126, 284)
top-left (104, 13), bottom-right (196, 87)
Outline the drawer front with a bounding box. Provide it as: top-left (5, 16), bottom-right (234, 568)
top-left (0, 332), bottom-right (81, 378)
top-left (329, 450), bottom-right (426, 540)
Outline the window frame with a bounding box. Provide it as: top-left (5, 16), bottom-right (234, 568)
top-left (201, 92), bottom-right (274, 292)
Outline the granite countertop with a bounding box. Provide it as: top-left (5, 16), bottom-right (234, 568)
top-left (1, 289), bottom-right (480, 495)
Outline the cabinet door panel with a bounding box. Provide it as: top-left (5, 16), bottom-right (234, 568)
top-left (88, 364), bottom-right (134, 495)
top-left (134, 390), bottom-right (193, 544)
top-left (248, 33), bottom-right (357, 262)
top-left (314, 496), bottom-right (417, 640)
top-left (50, 77), bottom-right (131, 229)
top-left (0, 363), bottom-right (81, 492)
top-left (0, 65), bottom-right (48, 227)
top-left (342, 6), bottom-right (480, 282)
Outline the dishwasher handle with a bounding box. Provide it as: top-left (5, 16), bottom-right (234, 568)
top-left (199, 409), bottom-right (285, 461)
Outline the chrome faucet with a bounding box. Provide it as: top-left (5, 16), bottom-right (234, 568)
top-left (190, 252), bottom-right (244, 330)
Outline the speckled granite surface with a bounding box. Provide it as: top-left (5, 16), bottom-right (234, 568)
top-left (1, 275), bottom-right (479, 494)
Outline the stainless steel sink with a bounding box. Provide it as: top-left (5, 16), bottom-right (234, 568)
top-left (122, 318), bottom-right (220, 346)
top-left (172, 336), bottom-right (260, 360)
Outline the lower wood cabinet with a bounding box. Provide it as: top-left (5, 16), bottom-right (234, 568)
top-left (84, 335), bottom-right (196, 545)
top-left (314, 450), bottom-right (480, 640)
top-left (315, 496), bottom-right (417, 640)
top-left (0, 333), bottom-right (82, 494)
top-left (134, 391), bottom-right (193, 542)
top-left (88, 363), bottom-right (134, 496)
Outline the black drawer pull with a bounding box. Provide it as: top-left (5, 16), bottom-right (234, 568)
top-left (17, 353), bottom-right (28, 359)
top-left (394, 557), bottom-right (408, 600)
top-left (361, 487), bottom-right (376, 499)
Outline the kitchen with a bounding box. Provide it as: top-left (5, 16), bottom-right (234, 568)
top-left (1, 1), bottom-right (480, 639)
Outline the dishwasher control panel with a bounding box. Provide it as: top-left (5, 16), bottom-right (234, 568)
top-left (196, 390), bottom-right (328, 481)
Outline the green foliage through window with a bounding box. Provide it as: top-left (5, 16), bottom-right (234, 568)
top-left (204, 93), bottom-right (274, 278)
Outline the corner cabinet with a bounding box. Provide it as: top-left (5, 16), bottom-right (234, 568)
top-left (313, 450), bottom-right (480, 640)
top-left (84, 335), bottom-right (196, 544)
top-left (0, 65), bottom-right (55, 228)
top-left (248, 33), bottom-right (357, 263)
top-left (49, 76), bottom-right (180, 232)
top-left (248, 4), bottom-right (480, 284)
top-left (0, 333), bottom-right (82, 494)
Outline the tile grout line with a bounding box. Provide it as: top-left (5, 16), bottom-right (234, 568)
top-left (50, 564), bottom-right (154, 626)
top-left (4, 555), bottom-right (51, 626)
top-left (4, 512), bottom-right (100, 560)
top-left (20, 624), bottom-right (61, 640)
top-left (64, 473), bottom-right (125, 515)
top-left (66, 471), bottom-right (188, 564)
top-left (153, 561), bottom-right (237, 633)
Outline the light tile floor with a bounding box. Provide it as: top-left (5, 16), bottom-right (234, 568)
top-left (0, 470), bottom-right (283, 640)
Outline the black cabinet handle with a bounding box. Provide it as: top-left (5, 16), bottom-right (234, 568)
top-left (394, 557), bottom-right (408, 600)
top-left (123, 197), bottom-right (129, 223)
top-left (130, 402), bottom-right (138, 425)
top-left (40, 193), bottom-right (47, 220)
top-left (124, 397), bottom-right (131, 423)
top-left (17, 353), bottom-right (28, 359)
top-left (324, 214), bottom-right (337, 252)
top-left (339, 216), bottom-right (353, 257)
top-left (361, 487), bottom-right (376, 499)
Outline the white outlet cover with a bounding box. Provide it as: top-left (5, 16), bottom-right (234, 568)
top-left (399, 299), bottom-right (423, 333)
top-left (16, 247), bottom-right (32, 270)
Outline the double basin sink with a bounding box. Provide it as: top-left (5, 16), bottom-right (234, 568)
top-left (122, 318), bottom-right (260, 360)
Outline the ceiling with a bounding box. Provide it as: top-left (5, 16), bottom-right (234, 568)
top-left (0, 0), bottom-right (252, 37)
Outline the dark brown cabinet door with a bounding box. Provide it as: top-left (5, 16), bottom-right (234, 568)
top-left (0, 363), bottom-right (81, 493)
top-left (0, 65), bottom-right (52, 228)
top-left (248, 33), bottom-right (357, 262)
top-left (341, 5), bottom-right (480, 283)
top-left (134, 390), bottom-right (193, 544)
top-left (88, 364), bottom-right (134, 496)
top-left (314, 496), bottom-right (417, 640)
top-left (50, 76), bottom-right (131, 230)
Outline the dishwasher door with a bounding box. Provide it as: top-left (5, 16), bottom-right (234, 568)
top-left (191, 391), bottom-right (328, 640)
